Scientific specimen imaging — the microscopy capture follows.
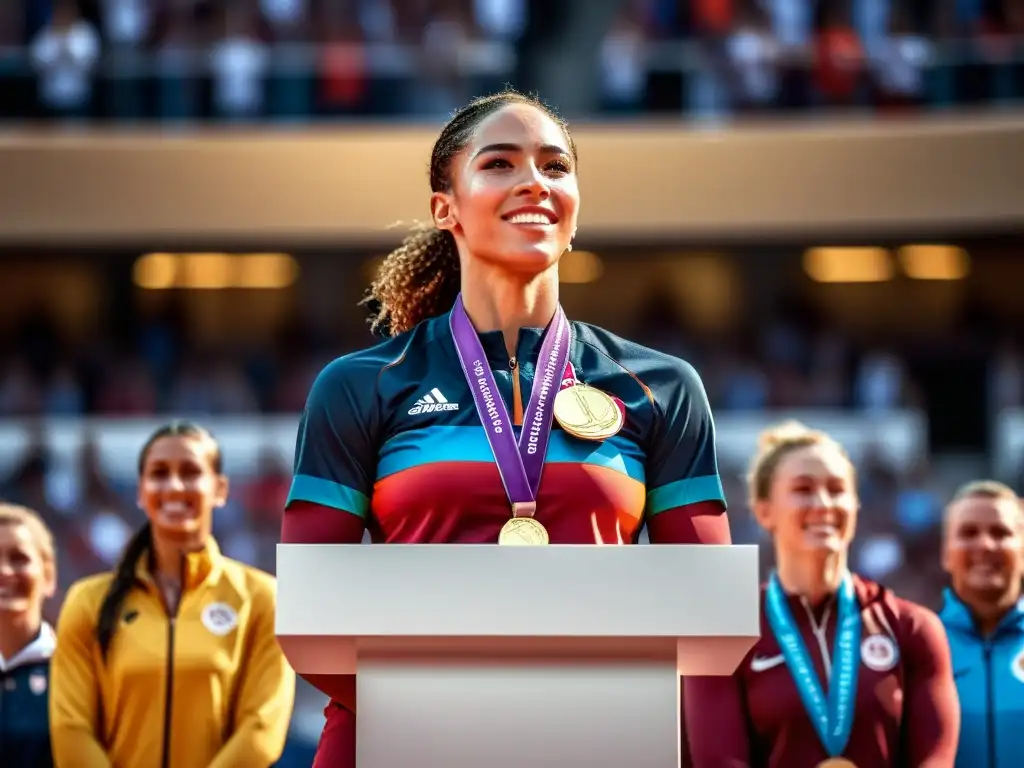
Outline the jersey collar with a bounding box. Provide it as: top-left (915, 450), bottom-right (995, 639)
top-left (0, 621), bottom-right (56, 672)
top-left (940, 586), bottom-right (1024, 636)
top-left (135, 536), bottom-right (225, 593)
top-left (443, 308), bottom-right (556, 369)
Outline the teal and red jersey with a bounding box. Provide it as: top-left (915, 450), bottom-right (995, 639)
top-left (281, 309), bottom-right (733, 768)
top-left (284, 310), bottom-right (728, 546)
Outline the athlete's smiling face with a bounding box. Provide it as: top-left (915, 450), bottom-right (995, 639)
top-left (757, 444), bottom-right (859, 557)
top-left (432, 103), bottom-right (580, 276)
top-left (138, 435), bottom-right (227, 548)
top-left (943, 495), bottom-right (1024, 602)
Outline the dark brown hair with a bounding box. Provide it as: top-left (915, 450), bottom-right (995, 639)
top-left (96, 421), bottom-right (222, 660)
top-left (362, 89), bottom-right (578, 337)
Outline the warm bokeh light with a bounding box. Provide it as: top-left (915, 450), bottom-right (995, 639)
top-left (897, 245), bottom-right (970, 281)
top-left (237, 254), bottom-right (301, 289)
top-left (560, 250), bottom-right (604, 284)
top-left (133, 253), bottom-right (299, 290)
top-left (133, 253), bottom-right (178, 289)
top-left (803, 247), bottom-right (894, 283)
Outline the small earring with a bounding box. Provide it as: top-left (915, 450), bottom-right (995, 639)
top-left (566, 243), bottom-right (573, 252)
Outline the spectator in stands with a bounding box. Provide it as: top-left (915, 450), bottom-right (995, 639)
top-left (726, 1), bottom-right (781, 113)
top-left (765, 0), bottom-right (815, 108)
top-left (153, 2), bottom-right (201, 121)
top-left (855, 349), bottom-right (907, 412)
top-left (598, 1), bottom-right (647, 113)
top-left (210, 2), bottom-right (269, 121)
top-left (0, 505), bottom-right (57, 768)
top-left (869, 3), bottom-right (932, 111)
top-left (940, 480), bottom-right (1024, 768)
top-left (97, 0), bottom-right (153, 120)
top-left (49, 421), bottom-right (295, 768)
top-left (815, 0), bottom-right (867, 107)
top-left (29, 0), bottom-right (100, 120)
top-left (317, 13), bottom-right (369, 117)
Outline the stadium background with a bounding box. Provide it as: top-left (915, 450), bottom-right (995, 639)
top-left (1, 0), bottom-right (1024, 763)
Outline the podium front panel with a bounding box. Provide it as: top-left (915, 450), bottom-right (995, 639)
top-left (277, 543), bottom-right (758, 639)
top-left (357, 657), bottom-right (680, 768)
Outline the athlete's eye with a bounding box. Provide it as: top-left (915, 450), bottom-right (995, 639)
top-left (482, 157), bottom-right (512, 170)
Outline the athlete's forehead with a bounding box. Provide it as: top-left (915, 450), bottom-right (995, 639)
top-left (773, 443), bottom-right (851, 484)
top-left (945, 495), bottom-right (1022, 532)
top-left (465, 103), bottom-right (571, 160)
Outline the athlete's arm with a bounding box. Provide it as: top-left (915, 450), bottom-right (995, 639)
top-left (208, 577), bottom-right (295, 768)
top-left (682, 675), bottom-right (751, 767)
top-left (642, 358), bottom-right (732, 544)
top-left (281, 355), bottom-right (378, 708)
top-left (48, 582), bottom-right (115, 767)
top-left (646, 501), bottom-right (732, 544)
top-left (900, 605), bottom-right (961, 767)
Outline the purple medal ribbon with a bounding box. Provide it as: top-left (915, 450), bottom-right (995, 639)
top-left (449, 293), bottom-right (571, 517)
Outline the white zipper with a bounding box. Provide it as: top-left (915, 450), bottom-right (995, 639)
top-left (802, 596), bottom-right (834, 684)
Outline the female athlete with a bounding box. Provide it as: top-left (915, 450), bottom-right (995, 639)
top-left (684, 421), bottom-right (960, 767)
top-left (940, 480), bottom-right (1024, 767)
top-left (50, 421), bottom-right (295, 768)
top-left (281, 88), bottom-right (733, 766)
top-left (0, 505), bottom-right (57, 768)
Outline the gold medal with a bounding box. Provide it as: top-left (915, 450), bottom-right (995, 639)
top-left (498, 517), bottom-right (549, 545)
top-left (553, 384), bottom-right (623, 441)
top-left (816, 760), bottom-right (857, 768)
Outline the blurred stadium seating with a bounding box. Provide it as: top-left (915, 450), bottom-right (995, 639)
top-left (2, 0), bottom-right (1024, 763)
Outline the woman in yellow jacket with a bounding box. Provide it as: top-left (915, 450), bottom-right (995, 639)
top-left (49, 421), bottom-right (296, 768)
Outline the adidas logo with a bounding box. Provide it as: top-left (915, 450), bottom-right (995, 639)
top-left (408, 388), bottom-right (460, 415)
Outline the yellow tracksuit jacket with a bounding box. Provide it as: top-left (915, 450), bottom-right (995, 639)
top-left (49, 538), bottom-right (296, 768)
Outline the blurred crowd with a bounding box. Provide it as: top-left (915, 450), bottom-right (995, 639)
top-left (0, 299), bottom-right (940, 418)
top-left (0, 0), bottom-right (1021, 122)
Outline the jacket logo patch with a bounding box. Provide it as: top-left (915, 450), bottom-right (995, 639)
top-left (201, 602), bottom-right (239, 637)
top-left (29, 672), bottom-right (47, 695)
top-left (1011, 647), bottom-right (1024, 684)
top-left (861, 634), bottom-right (899, 672)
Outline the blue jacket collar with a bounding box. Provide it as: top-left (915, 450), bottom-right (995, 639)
top-left (940, 587), bottom-right (1024, 636)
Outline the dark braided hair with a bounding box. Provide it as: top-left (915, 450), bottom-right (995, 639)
top-left (96, 421), bottom-right (222, 661)
top-left (362, 89), bottom-right (578, 337)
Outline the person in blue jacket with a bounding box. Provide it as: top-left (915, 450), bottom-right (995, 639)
top-left (0, 504), bottom-right (57, 768)
top-left (940, 480), bottom-right (1024, 768)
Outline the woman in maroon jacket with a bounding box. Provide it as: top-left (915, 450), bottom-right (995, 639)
top-left (684, 421), bottom-right (960, 768)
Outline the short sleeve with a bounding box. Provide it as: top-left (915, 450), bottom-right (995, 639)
top-left (645, 359), bottom-right (726, 517)
top-left (286, 356), bottom-right (380, 519)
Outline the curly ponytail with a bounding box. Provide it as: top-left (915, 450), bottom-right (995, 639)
top-left (362, 88), bottom-right (578, 337)
top-left (364, 223), bottom-right (461, 337)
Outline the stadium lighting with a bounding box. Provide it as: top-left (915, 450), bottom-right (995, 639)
top-left (897, 245), bottom-right (970, 281)
top-left (236, 254), bottom-right (300, 289)
top-left (133, 253), bottom-right (299, 290)
top-left (802, 247), bottom-right (894, 283)
top-left (133, 253), bottom-right (178, 289)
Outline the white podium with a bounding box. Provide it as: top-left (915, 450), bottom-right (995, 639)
top-left (276, 544), bottom-right (759, 768)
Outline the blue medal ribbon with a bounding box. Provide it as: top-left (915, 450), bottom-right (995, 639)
top-left (765, 572), bottom-right (861, 758)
